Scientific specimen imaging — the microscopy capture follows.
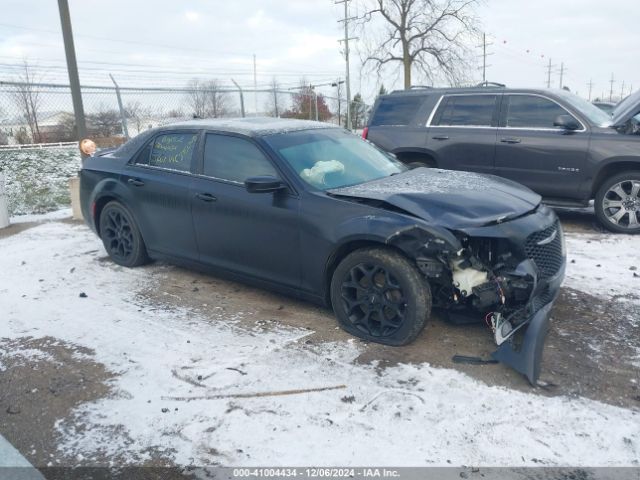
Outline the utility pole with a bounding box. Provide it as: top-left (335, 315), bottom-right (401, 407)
top-left (587, 79), bottom-right (594, 101)
top-left (609, 73), bottom-right (615, 102)
top-left (545, 58), bottom-right (555, 88)
top-left (336, 0), bottom-right (357, 131)
top-left (478, 33), bottom-right (493, 84)
top-left (620, 80), bottom-right (625, 101)
top-left (57, 0), bottom-right (87, 157)
top-left (558, 62), bottom-right (565, 89)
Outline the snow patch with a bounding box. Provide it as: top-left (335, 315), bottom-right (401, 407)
top-left (564, 231), bottom-right (640, 299)
top-left (0, 222), bottom-right (638, 467)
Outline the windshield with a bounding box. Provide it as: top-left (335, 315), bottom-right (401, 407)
top-left (265, 128), bottom-right (407, 190)
top-left (553, 90), bottom-right (612, 126)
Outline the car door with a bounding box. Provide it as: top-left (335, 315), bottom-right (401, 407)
top-left (425, 93), bottom-right (500, 174)
top-left (122, 130), bottom-right (200, 260)
top-left (190, 132), bottom-right (300, 287)
top-left (494, 94), bottom-right (589, 198)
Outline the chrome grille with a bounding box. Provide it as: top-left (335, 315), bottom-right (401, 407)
top-left (524, 221), bottom-right (563, 279)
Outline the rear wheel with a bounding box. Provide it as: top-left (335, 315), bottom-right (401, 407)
top-left (397, 153), bottom-right (436, 170)
top-left (330, 248), bottom-right (431, 346)
top-left (99, 201), bottom-right (150, 267)
top-left (595, 172), bottom-right (640, 234)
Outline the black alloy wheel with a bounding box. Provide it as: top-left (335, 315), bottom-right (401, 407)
top-left (99, 201), bottom-right (149, 267)
top-left (331, 248), bottom-right (431, 346)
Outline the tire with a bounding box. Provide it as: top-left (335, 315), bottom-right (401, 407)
top-left (330, 247), bottom-right (431, 346)
top-left (594, 171), bottom-right (640, 234)
top-left (99, 201), bottom-right (150, 267)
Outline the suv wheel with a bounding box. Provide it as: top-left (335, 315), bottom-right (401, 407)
top-left (595, 171), bottom-right (640, 234)
top-left (99, 201), bottom-right (150, 267)
top-left (330, 247), bottom-right (431, 346)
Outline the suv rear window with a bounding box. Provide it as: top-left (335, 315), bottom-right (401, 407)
top-left (370, 96), bottom-right (423, 126)
top-left (431, 95), bottom-right (497, 127)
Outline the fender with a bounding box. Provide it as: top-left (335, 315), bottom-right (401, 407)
top-left (589, 155), bottom-right (640, 197)
top-left (86, 176), bottom-right (137, 233)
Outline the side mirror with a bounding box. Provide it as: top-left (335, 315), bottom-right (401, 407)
top-left (553, 114), bottom-right (581, 131)
top-left (244, 176), bottom-right (285, 193)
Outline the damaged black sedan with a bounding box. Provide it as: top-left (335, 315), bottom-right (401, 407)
top-left (80, 118), bottom-right (566, 384)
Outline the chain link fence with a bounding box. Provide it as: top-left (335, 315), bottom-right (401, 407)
top-left (0, 80), bottom-right (370, 148)
top-left (0, 79), bottom-right (370, 215)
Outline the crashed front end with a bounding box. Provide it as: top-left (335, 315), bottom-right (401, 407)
top-left (389, 205), bottom-right (566, 384)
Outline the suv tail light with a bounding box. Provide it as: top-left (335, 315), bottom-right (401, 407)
top-left (362, 126), bottom-right (369, 139)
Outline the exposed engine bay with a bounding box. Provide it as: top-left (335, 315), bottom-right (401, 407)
top-left (387, 222), bottom-right (562, 364)
top-left (416, 236), bottom-right (535, 346)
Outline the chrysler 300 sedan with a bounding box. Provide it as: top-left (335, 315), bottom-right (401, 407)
top-left (80, 118), bottom-right (566, 383)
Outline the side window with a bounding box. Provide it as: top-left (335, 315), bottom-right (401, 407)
top-left (505, 95), bottom-right (576, 129)
top-left (203, 134), bottom-right (278, 183)
top-left (136, 133), bottom-right (198, 172)
top-left (432, 95), bottom-right (497, 127)
top-left (370, 96), bottom-right (424, 126)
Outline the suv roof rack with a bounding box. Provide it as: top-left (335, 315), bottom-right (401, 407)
top-left (475, 81), bottom-right (506, 88)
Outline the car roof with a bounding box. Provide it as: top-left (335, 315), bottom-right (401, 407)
top-left (385, 86), bottom-right (582, 98)
top-left (160, 117), bottom-right (340, 137)
top-left (105, 117), bottom-right (341, 158)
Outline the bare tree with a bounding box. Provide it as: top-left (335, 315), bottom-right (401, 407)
top-left (186, 78), bottom-right (231, 118)
top-left (186, 78), bottom-right (208, 118)
top-left (205, 79), bottom-right (230, 118)
top-left (265, 77), bottom-right (285, 117)
top-left (359, 0), bottom-right (481, 89)
top-left (11, 61), bottom-right (43, 142)
top-left (88, 106), bottom-right (121, 137)
top-left (125, 101), bottom-right (152, 134)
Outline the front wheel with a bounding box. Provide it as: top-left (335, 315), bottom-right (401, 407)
top-left (99, 201), bottom-right (150, 267)
top-left (330, 248), bottom-right (431, 346)
top-left (595, 172), bottom-right (640, 234)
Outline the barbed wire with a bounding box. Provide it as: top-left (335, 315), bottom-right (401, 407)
top-left (0, 80), bottom-right (371, 148)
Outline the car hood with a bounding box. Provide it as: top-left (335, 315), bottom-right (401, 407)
top-left (328, 168), bottom-right (541, 229)
top-left (611, 89), bottom-right (640, 126)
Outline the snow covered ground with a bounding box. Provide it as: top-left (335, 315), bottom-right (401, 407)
top-left (564, 230), bottom-right (640, 299)
top-left (0, 148), bottom-right (81, 215)
top-left (0, 216), bottom-right (638, 468)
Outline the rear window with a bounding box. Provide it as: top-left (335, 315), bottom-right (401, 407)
top-left (431, 95), bottom-right (497, 127)
top-left (135, 132), bottom-right (198, 172)
top-left (370, 96), bottom-right (424, 126)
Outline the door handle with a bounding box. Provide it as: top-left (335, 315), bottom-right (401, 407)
top-left (195, 193), bottom-right (217, 202)
top-left (432, 135), bottom-right (449, 140)
top-left (127, 178), bottom-right (145, 186)
top-left (500, 137), bottom-right (522, 144)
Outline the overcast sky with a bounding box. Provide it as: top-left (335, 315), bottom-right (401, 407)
top-left (0, 0), bottom-right (638, 103)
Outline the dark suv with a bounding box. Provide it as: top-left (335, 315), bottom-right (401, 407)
top-left (364, 86), bottom-right (640, 233)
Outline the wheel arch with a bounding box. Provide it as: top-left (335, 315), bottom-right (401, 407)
top-left (591, 159), bottom-right (640, 197)
top-left (392, 148), bottom-right (438, 167)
